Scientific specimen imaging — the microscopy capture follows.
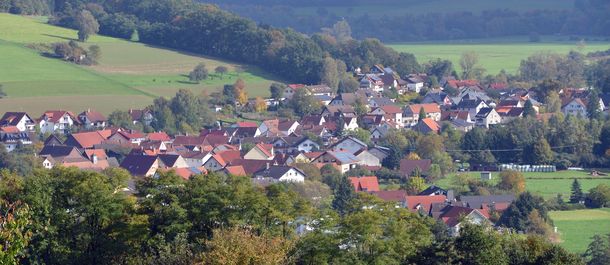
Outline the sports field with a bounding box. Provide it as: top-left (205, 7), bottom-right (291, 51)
top-left (434, 170), bottom-right (610, 199)
top-left (550, 209), bottom-right (610, 253)
top-left (389, 37), bottom-right (610, 74)
top-left (0, 13), bottom-right (278, 114)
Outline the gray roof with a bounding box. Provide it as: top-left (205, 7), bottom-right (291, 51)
top-left (254, 166), bottom-right (305, 180)
top-left (459, 195), bottom-right (515, 209)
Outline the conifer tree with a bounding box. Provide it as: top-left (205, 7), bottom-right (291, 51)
top-left (570, 179), bottom-right (583, 203)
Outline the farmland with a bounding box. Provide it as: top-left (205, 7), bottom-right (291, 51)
top-left (433, 170), bottom-right (610, 199)
top-left (549, 209), bottom-right (610, 253)
top-left (0, 13), bottom-right (279, 114)
top-left (389, 37), bottom-right (610, 74)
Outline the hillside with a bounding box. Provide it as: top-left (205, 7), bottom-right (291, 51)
top-left (0, 13), bottom-right (279, 114)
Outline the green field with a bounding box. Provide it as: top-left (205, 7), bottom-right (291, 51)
top-left (295, 0), bottom-right (574, 17)
top-left (550, 209), bottom-right (610, 253)
top-left (0, 13), bottom-right (279, 114)
top-left (389, 37), bottom-right (610, 74)
top-left (434, 170), bottom-right (610, 199)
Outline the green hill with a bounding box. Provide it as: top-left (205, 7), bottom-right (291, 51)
top-left (0, 13), bottom-right (279, 114)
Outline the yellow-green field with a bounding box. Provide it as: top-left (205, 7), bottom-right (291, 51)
top-left (0, 13), bottom-right (279, 115)
top-left (389, 37), bottom-right (610, 74)
top-left (550, 209), bottom-right (610, 253)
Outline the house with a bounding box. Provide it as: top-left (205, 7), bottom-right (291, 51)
top-left (120, 154), bottom-right (160, 177)
top-left (64, 131), bottom-right (107, 149)
top-left (203, 150), bottom-right (242, 172)
top-left (147, 132), bottom-right (172, 143)
top-left (0, 112), bottom-right (36, 132)
top-left (449, 119), bottom-right (475, 132)
top-left (456, 99), bottom-right (489, 119)
top-left (270, 136), bottom-right (320, 154)
top-left (354, 149), bottom-right (382, 167)
top-left (312, 151), bottom-right (360, 173)
top-left (180, 151), bottom-right (212, 167)
top-left (283, 84), bottom-right (306, 99)
top-left (255, 119), bottom-right (299, 137)
top-left (307, 84), bottom-right (334, 97)
top-left (370, 126), bottom-right (389, 144)
top-left (418, 185), bottom-right (449, 196)
top-left (399, 159), bottom-right (432, 178)
top-left (157, 154), bottom-right (189, 168)
top-left (403, 103), bottom-right (441, 126)
top-left (78, 109), bottom-right (107, 129)
top-left (38, 110), bottom-right (78, 134)
top-left (413, 118), bottom-right (440, 134)
top-left (0, 131), bottom-right (32, 152)
top-left (321, 105), bottom-right (357, 118)
top-left (349, 176), bottom-right (380, 192)
top-left (475, 108), bottom-right (501, 128)
top-left (108, 130), bottom-right (146, 145)
top-left (128, 109), bottom-right (153, 125)
top-left (369, 105), bottom-right (403, 127)
top-left (330, 136), bottom-right (368, 154)
top-left (404, 195), bottom-right (447, 213)
top-left (405, 76), bottom-right (424, 93)
top-left (329, 92), bottom-right (369, 106)
top-left (368, 146), bottom-right (390, 163)
top-left (253, 165), bottom-right (306, 184)
top-left (368, 97), bottom-right (394, 108)
top-left (434, 205), bottom-right (491, 236)
top-left (244, 143), bottom-right (275, 160)
top-left (40, 145), bottom-right (110, 170)
top-left (359, 74), bottom-right (384, 92)
top-left (458, 195), bottom-right (515, 210)
top-left (173, 135), bottom-right (206, 151)
top-left (422, 91), bottom-right (452, 106)
top-left (495, 106), bottom-right (524, 123)
top-left (561, 98), bottom-right (587, 117)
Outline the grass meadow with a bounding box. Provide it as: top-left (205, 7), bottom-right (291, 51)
top-left (389, 37), bottom-right (610, 74)
top-left (433, 170), bottom-right (610, 199)
top-left (0, 13), bottom-right (279, 114)
top-left (549, 209), bottom-right (610, 253)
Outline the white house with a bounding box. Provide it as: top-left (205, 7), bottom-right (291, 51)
top-left (369, 105), bottom-right (404, 127)
top-left (0, 112), bottom-right (36, 132)
top-left (475, 108), bottom-right (501, 128)
top-left (561, 98), bottom-right (588, 117)
top-left (253, 166), bottom-right (306, 183)
top-left (38, 110), bottom-right (77, 134)
top-left (330, 136), bottom-right (368, 154)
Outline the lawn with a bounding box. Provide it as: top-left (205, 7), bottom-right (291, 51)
top-left (0, 13), bottom-right (280, 114)
top-left (389, 38), bottom-right (610, 74)
top-left (434, 170), bottom-right (610, 199)
top-left (549, 209), bottom-right (610, 253)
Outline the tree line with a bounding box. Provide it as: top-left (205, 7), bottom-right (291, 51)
top-left (206, 0), bottom-right (610, 42)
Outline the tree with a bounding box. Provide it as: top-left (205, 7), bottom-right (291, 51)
top-left (418, 106), bottom-right (426, 121)
top-left (570, 179), bottom-right (584, 203)
top-left (499, 192), bottom-right (550, 232)
top-left (254, 97), bottom-right (267, 112)
top-left (454, 224), bottom-right (509, 265)
top-left (189, 63), bottom-right (209, 83)
top-left (0, 201), bottom-right (31, 264)
top-left (214, 65), bottom-right (228, 79)
top-left (337, 77), bottom-right (359, 93)
top-left (545, 91), bottom-right (561, 113)
top-left (586, 91), bottom-right (602, 119)
top-left (269, 83), bottom-right (285, 101)
top-left (87, 45), bottom-right (101, 63)
top-left (289, 88), bottom-right (320, 117)
top-left (332, 176), bottom-right (355, 216)
top-left (404, 176), bottom-right (426, 195)
top-left (582, 234), bottom-right (610, 265)
top-left (523, 138), bottom-right (554, 165)
top-left (107, 110), bottom-right (133, 129)
top-left (525, 209), bottom-right (554, 237)
top-left (234, 79), bottom-right (248, 105)
top-left (321, 57), bottom-right (339, 89)
top-left (346, 128), bottom-right (371, 145)
top-left (585, 184), bottom-right (610, 208)
top-left (76, 10), bottom-right (99, 42)
top-left (459, 51), bottom-right (484, 79)
top-left (497, 170), bottom-right (526, 194)
top-left (523, 100), bottom-right (536, 117)
top-left (202, 227), bottom-right (293, 265)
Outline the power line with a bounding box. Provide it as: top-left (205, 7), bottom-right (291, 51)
top-left (443, 144), bottom-right (582, 153)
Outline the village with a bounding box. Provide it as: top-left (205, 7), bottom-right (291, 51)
top-left (2, 64), bottom-right (609, 238)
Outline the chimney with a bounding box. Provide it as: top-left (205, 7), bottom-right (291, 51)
top-left (91, 154), bottom-right (98, 164)
top-left (266, 162), bottom-right (270, 170)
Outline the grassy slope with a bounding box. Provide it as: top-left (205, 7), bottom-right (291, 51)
top-left (389, 37), bottom-right (610, 74)
top-left (0, 13), bottom-right (279, 114)
top-left (549, 209), bottom-right (610, 253)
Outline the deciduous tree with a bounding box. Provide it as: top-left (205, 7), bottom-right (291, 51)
top-left (76, 10), bottom-right (99, 42)
top-left (189, 63), bottom-right (209, 83)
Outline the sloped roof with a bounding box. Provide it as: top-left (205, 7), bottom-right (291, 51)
top-left (147, 132), bottom-right (171, 142)
top-left (79, 109), bottom-right (106, 123)
top-left (416, 118), bottom-right (440, 133)
top-left (120, 154), bottom-right (158, 176)
top-left (405, 195), bottom-right (447, 213)
top-left (0, 112), bottom-right (33, 126)
top-left (459, 195), bottom-right (515, 209)
top-left (173, 135), bottom-right (206, 146)
top-left (65, 131), bottom-right (107, 149)
top-left (224, 165), bottom-right (247, 176)
top-left (39, 145), bottom-right (80, 158)
top-left (370, 190), bottom-right (407, 202)
top-left (349, 176), bottom-right (380, 192)
top-left (40, 110), bottom-right (77, 123)
top-left (235, 121), bottom-right (258, 128)
top-left (254, 166), bottom-right (305, 180)
top-left (157, 154), bottom-right (182, 167)
top-left (405, 103), bottom-right (441, 114)
top-left (378, 105), bottom-right (402, 114)
top-left (399, 159), bottom-right (432, 176)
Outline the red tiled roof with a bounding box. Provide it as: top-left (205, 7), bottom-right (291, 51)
top-left (420, 118), bottom-right (440, 133)
top-left (79, 109), bottom-right (106, 122)
top-left (41, 110), bottom-right (77, 123)
top-left (215, 150), bottom-right (242, 165)
top-left (236, 121), bottom-right (258, 128)
top-left (406, 103), bottom-right (441, 114)
top-left (370, 190), bottom-right (407, 202)
top-left (0, 126), bottom-right (20, 133)
top-left (405, 195), bottom-right (446, 213)
top-left (255, 143), bottom-right (274, 158)
top-left (349, 176), bottom-right (380, 192)
top-left (147, 132), bottom-right (171, 142)
top-left (379, 105), bottom-right (402, 114)
top-left (84, 149), bottom-right (108, 160)
top-left (225, 165), bottom-right (247, 176)
top-left (447, 79), bottom-right (479, 88)
top-left (68, 131), bottom-right (107, 149)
